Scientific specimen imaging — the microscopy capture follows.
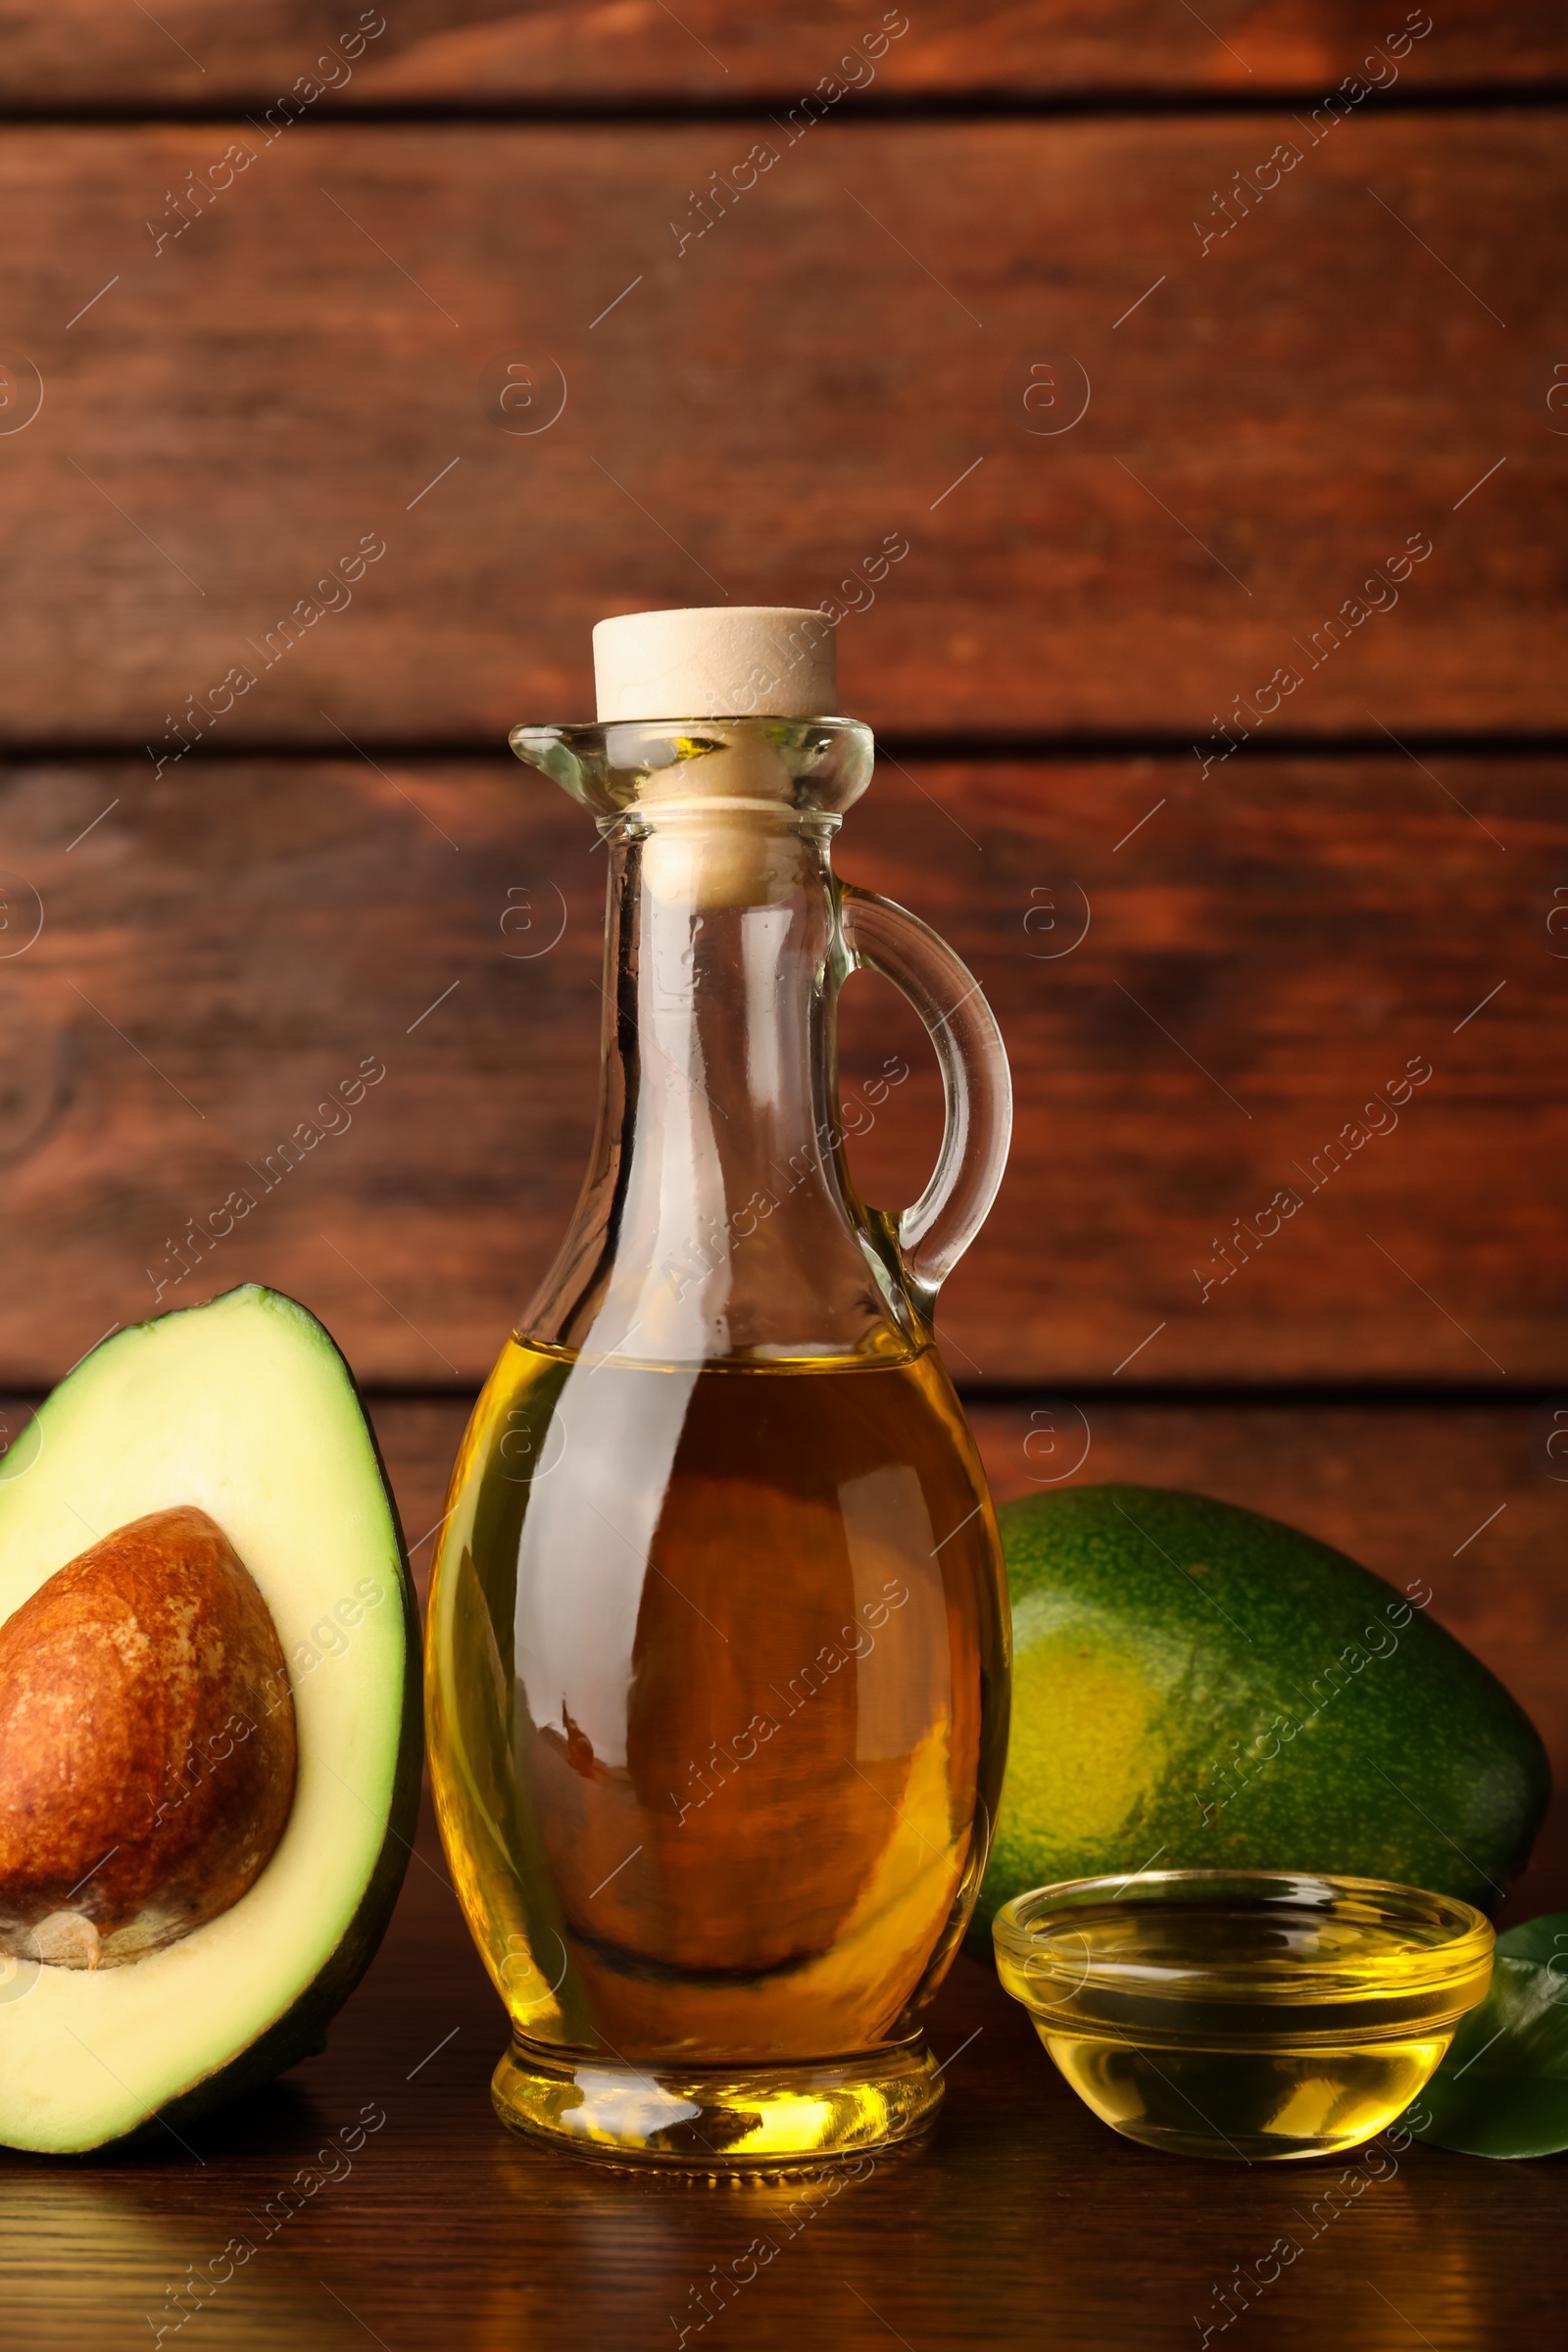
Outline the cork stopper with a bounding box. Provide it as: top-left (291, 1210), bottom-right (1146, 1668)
top-left (593, 606), bottom-right (837, 722)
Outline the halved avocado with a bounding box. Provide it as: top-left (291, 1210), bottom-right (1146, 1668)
top-left (0, 1284), bottom-right (419, 2154)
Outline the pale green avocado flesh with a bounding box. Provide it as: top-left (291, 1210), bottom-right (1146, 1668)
top-left (0, 1285), bottom-right (419, 2154)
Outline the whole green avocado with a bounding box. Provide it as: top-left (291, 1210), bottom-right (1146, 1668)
top-left (975, 1485), bottom-right (1549, 1937)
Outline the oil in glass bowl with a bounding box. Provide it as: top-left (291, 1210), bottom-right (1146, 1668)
top-left (994, 1870), bottom-right (1494, 2162)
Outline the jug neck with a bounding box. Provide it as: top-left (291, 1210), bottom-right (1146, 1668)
top-left (514, 731), bottom-right (919, 1369)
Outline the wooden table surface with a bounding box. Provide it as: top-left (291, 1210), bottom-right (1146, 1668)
top-left (5, 1395), bottom-right (1562, 2352)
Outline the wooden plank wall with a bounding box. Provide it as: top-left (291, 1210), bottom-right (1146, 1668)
top-left (1, 4), bottom-right (1563, 103)
top-left (1, 755), bottom-right (1564, 1388)
top-left (0, 8), bottom-right (1561, 1414)
top-left (0, 116), bottom-right (1562, 740)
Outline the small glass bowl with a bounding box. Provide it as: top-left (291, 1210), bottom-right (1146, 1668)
top-left (994, 1869), bottom-right (1494, 2163)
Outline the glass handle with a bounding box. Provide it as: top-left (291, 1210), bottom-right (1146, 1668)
top-left (838, 884), bottom-right (1012, 1304)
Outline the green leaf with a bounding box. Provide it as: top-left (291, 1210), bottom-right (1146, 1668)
top-left (1404, 1911), bottom-right (1568, 2158)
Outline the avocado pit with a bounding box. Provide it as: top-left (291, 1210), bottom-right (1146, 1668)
top-left (0, 1505), bottom-right (296, 1969)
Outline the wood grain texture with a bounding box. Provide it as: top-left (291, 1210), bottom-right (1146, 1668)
top-left (0, 3), bottom-right (1553, 108)
top-left (0, 116), bottom-right (1560, 740)
top-left (2, 1396), bottom-right (1562, 2352)
top-left (1, 751), bottom-right (1561, 1387)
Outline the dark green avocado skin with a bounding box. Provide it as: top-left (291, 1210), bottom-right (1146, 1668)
top-left (974, 1485), bottom-right (1550, 1938)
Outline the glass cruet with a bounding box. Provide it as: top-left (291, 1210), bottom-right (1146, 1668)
top-left (426, 607), bottom-right (1013, 2169)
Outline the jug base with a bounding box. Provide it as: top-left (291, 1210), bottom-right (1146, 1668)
top-left (491, 2035), bottom-right (942, 2171)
